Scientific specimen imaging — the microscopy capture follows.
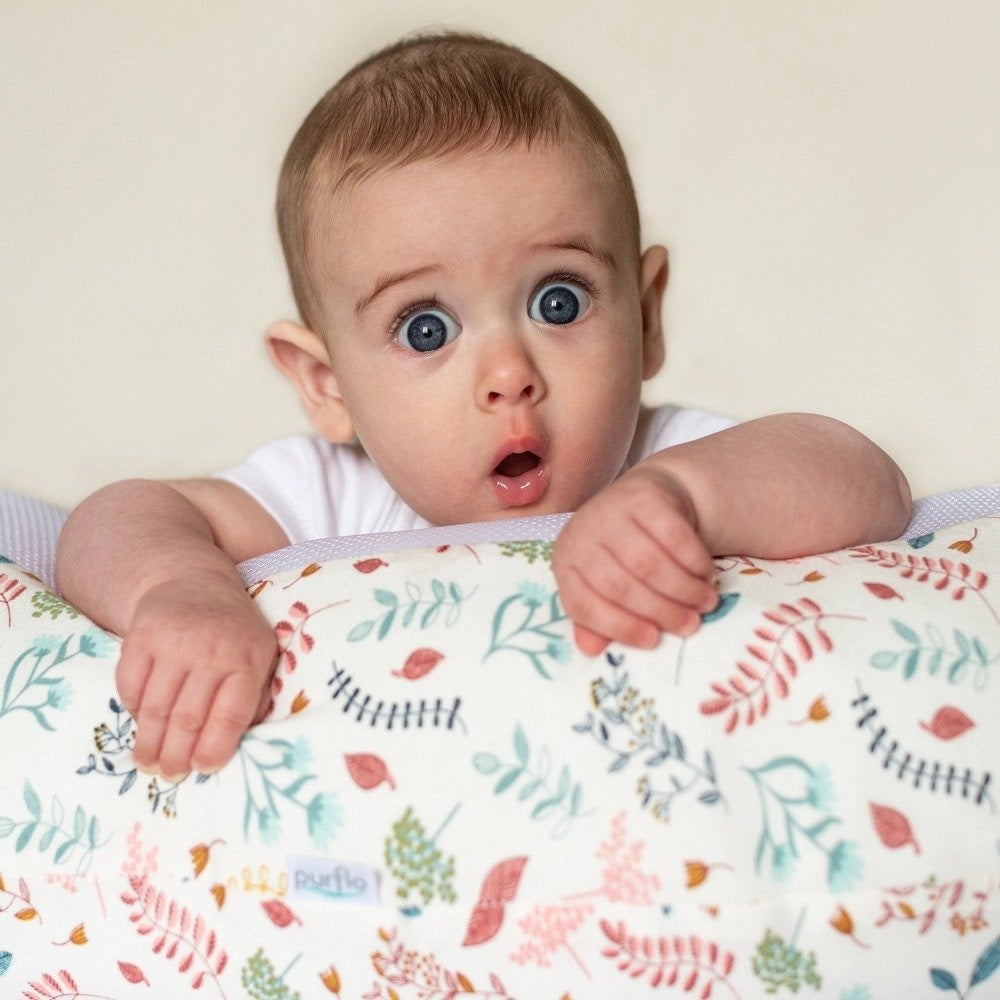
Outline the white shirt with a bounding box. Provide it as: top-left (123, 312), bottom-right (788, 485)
top-left (215, 404), bottom-right (736, 545)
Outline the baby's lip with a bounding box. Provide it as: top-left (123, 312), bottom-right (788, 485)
top-left (490, 436), bottom-right (549, 508)
top-left (490, 436), bottom-right (546, 476)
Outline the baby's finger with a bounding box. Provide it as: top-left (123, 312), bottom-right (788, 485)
top-left (115, 643), bottom-right (152, 719)
top-left (191, 675), bottom-right (260, 774)
top-left (573, 622), bottom-right (610, 657)
top-left (606, 538), bottom-right (717, 615)
top-left (567, 548), bottom-right (708, 638)
top-left (562, 569), bottom-right (697, 651)
top-left (130, 662), bottom-right (187, 774)
top-left (156, 673), bottom-right (219, 782)
top-left (633, 507), bottom-right (715, 581)
top-left (253, 676), bottom-right (274, 724)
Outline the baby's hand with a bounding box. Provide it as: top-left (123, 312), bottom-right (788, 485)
top-left (552, 463), bottom-right (718, 656)
top-left (117, 572), bottom-right (277, 781)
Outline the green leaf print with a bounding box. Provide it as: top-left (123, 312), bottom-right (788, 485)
top-left (384, 804), bottom-right (458, 909)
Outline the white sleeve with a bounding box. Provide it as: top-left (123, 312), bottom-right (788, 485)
top-left (214, 435), bottom-right (430, 543)
top-left (213, 436), bottom-right (342, 545)
top-left (631, 404), bottom-right (739, 463)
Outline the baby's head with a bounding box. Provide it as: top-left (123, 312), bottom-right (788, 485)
top-left (268, 32), bottom-right (669, 524)
top-left (278, 31), bottom-right (642, 334)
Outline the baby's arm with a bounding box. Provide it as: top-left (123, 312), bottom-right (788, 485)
top-left (56, 479), bottom-right (288, 780)
top-left (552, 413), bottom-right (911, 655)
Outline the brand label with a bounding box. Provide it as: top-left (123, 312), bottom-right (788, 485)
top-left (287, 855), bottom-right (380, 905)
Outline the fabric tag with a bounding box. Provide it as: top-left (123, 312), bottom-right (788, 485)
top-left (287, 855), bottom-right (381, 905)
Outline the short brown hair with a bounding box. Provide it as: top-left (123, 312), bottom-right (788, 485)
top-left (277, 31), bottom-right (640, 332)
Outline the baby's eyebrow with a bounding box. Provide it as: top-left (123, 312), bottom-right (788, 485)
top-left (532, 236), bottom-right (618, 272)
top-left (355, 265), bottom-right (439, 317)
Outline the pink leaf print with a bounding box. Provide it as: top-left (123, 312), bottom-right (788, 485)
top-left (479, 856), bottom-right (527, 904)
top-left (120, 877), bottom-right (227, 990)
top-left (851, 544), bottom-right (998, 622)
top-left (919, 706), bottom-right (975, 740)
top-left (870, 802), bottom-right (921, 854)
top-left (392, 647), bottom-right (444, 680)
top-left (462, 901), bottom-right (505, 947)
top-left (462, 857), bottom-right (527, 947)
top-left (0, 573), bottom-right (27, 627)
top-left (864, 582), bottom-right (904, 601)
top-left (261, 898), bottom-right (301, 928)
top-left (344, 752), bottom-right (396, 790)
top-left (700, 598), bottom-right (859, 732)
top-left (353, 557), bottom-right (388, 573)
top-left (599, 920), bottom-right (736, 994)
top-left (27, 970), bottom-right (81, 996)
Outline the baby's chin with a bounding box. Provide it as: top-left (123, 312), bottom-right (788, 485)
top-left (392, 456), bottom-right (622, 527)
top-left (409, 487), bottom-right (595, 528)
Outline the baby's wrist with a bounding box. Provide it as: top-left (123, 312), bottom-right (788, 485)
top-left (627, 459), bottom-right (700, 532)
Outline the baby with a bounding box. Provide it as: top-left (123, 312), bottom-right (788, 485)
top-left (56, 32), bottom-right (910, 783)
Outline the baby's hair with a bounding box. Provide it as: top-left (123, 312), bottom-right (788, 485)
top-left (277, 30), bottom-right (640, 333)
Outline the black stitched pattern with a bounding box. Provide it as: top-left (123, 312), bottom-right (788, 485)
top-left (326, 663), bottom-right (465, 733)
top-left (851, 684), bottom-right (993, 811)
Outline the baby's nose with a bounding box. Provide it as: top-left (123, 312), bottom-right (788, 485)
top-left (486, 380), bottom-right (538, 405)
top-left (477, 338), bottom-right (546, 408)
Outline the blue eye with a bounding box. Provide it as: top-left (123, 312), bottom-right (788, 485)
top-left (529, 281), bottom-right (590, 325)
top-left (398, 309), bottom-right (460, 353)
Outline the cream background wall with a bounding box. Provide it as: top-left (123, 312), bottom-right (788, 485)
top-left (4, 1), bottom-right (998, 509)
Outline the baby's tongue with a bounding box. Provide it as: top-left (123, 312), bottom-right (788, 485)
top-left (495, 452), bottom-right (538, 478)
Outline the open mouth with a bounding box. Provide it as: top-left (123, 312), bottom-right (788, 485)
top-left (493, 451), bottom-right (541, 478)
top-left (491, 448), bottom-right (548, 508)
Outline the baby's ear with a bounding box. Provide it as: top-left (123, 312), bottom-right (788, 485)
top-left (638, 244), bottom-right (668, 379)
top-left (265, 321), bottom-right (355, 443)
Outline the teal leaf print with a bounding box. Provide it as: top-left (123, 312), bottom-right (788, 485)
top-left (839, 988), bottom-right (872, 1000)
top-left (928, 935), bottom-right (1000, 996)
top-left (473, 724), bottom-right (589, 836)
top-left (22, 781), bottom-right (41, 818)
top-left (971, 934), bottom-right (1000, 987)
top-left (702, 591), bottom-right (740, 623)
top-left (0, 781), bottom-right (107, 874)
top-left (0, 951), bottom-right (10, 976)
top-left (930, 968), bottom-right (959, 991)
top-left (484, 582), bottom-right (569, 678)
top-left (237, 734), bottom-right (342, 849)
top-left (908, 533), bottom-right (935, 549)
top-left (348, 579), bottom-right (473, 642)
top-left (513, 722), bottom-right (529, 763)
top-left (871, 620), bottom-right (997, 689)
top-left (745, 756), bottom-right (862, 890)
top-left (1, 628), bottom-right (114, 728)
top-left (346, 619), bottom-right (373, 641)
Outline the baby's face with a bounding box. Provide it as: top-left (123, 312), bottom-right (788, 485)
top-left (310, 141), bottom-right (661, 525)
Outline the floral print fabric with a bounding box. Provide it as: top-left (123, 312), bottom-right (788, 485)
top-left (1, 518), bottom-right (998, 999)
